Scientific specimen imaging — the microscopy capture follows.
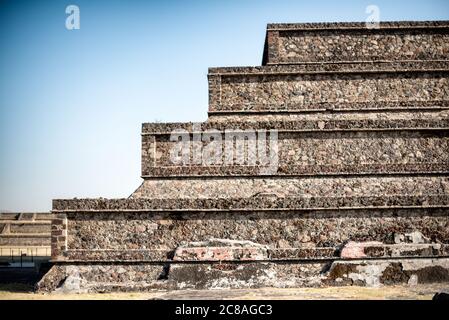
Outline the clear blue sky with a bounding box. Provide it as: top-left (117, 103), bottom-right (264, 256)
top-left (1, 0), bottom-right (448, 212)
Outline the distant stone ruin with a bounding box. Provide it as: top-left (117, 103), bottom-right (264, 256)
top-left (0, 212), bottom-right (51, 249)
top-left (38, 21), bottom-right (449, 292)
top-left (0, 212), bottom-right (52, 279)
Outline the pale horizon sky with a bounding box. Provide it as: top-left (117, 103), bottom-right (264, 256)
top-left (1, 0), bottom-right (449, 212)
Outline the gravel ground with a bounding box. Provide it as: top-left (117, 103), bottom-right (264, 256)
top-left (0, 283), bottom-right (448, 300)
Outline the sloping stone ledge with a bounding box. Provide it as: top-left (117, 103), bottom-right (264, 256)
top-left (36, 257), bottom-right (449, 292)
top-left (142, 164), bottom-right (449, 178)
top-left (210, 61), bottom-right (449, 75)
top-left (141, 114), bottom-right (449, 134)
top-left (52, 195), bottom-right (449, 212)
top-left (266, 21), bottom-right (449, 31)
top-left (52, 243), bottom-right (449, 263)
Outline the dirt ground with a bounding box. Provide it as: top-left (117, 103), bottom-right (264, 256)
top-left (0, 283), bottom-right (447, 300)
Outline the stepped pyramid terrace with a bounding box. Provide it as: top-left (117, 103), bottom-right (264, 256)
top-left (38, 21), bottom-right (449, 292)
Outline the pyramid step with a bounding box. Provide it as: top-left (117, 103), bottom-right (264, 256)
top-left (262, 21), bottom-right (449, 65)
top-left (33, 213), bottom-right (54, 220)
top-left (7, 222), bottom-right (51, 234)
top-left (129, 176), bottom-right (449, 203)
top-left (50, 197), bottom-right (449, 265)
top-left (141, 120), bottom-right (449, 178)
top-left (0, 234), bottom-right (51, 246)
top-left (208, 63), bottom-right (449, 114)
top-left (18, 212), bottom-right (35, 221)
top-left (0, 213), bottom-right (20, 220)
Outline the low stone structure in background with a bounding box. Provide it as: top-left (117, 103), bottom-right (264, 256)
top-left (0, 212), bottom-right (52, 284)
top-left (0, 212), bottom-right (52, 252)
top-left (38, 21), bottom-right (449, 292)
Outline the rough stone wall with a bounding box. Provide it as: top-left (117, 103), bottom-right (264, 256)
top-left (211, 72), bottom-right (449, 113)
top-left (130, 176), bottom-right (449, 199)
top-left (36, 264), bottom-right (165, 293)
top-left (206, 110), bottom-right (449, 122)
top-left (51, 214), bottom-right (67, 260)
top-left (262, 21), bottom-right (449, 65)
top-left (142, 130), bottom-right (449, 177)
top-left (51, 193), bottom-right (449, 264)
top-left (37, 257), bottom-right (449, 292)
top-left (143, 111), bottom-right (449, 132)
top-left (58, 209), bottom-right (449, 254)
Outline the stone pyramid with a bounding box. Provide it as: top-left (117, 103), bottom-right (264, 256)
top-left (39, 21), bottom-right (449, 292)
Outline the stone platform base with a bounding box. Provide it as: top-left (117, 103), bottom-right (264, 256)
top-left (36, 257), bottom-right (449, 293)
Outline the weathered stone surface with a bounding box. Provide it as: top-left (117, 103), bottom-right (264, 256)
top-left (173, 239), bottom-right (269, 261)
top-left (36, 257), bottom-right (449, 292)
top-left (340, 242), bottom-right (449, 259)
top-left (394, 231), bottom-right (431, 244)
top-left (130, 176), bottom-right (449, 200)
top-left (340, 241), bottom-right (383, 259)
top-left (325, 258), bottom-right (449, 287)
top-left (37, 264), bottom-right (166, 293)
top-left (36, 265), bottom-right (67, 292)
top-left (47, 208), bottom-right (449, 261)
top-left (207, 110), bottom-right (449, 124)
top-left (212, 72), bottom-right (449, 113)
top-left (168, 262), bottom-right (326, 289)
top-left (262, 21), bottom-right (449, 65)
top-left (212, 61), bottom-right (449, 77)
top-left (142, 130), bottom-right (449, 177)
top-left (51, 242), bottom-right (449, 263)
